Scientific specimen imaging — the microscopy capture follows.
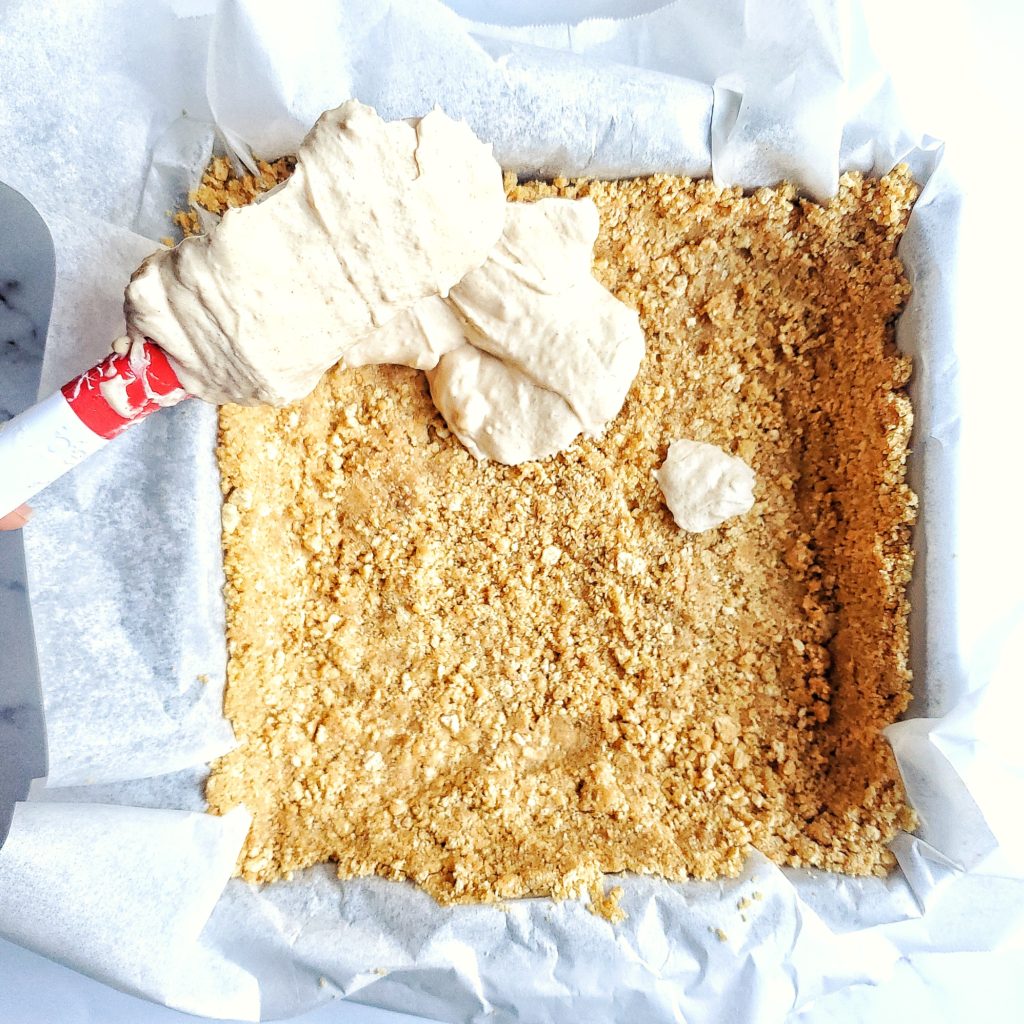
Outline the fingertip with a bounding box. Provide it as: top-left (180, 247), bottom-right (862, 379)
top-left (0, 504), bottom-right (33, 531)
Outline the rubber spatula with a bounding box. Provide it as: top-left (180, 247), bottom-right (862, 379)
top-left (0, 193), bottom-right (190, 521)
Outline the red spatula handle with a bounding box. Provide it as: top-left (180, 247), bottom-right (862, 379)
top-left (60, 341), bottom-right (186, 438)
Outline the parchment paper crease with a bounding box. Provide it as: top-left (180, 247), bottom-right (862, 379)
top-left (1, 1), bottom-right (1021, 1021)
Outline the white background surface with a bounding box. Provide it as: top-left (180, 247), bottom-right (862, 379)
top-left (2, 0), bottom-right (1022, 1021)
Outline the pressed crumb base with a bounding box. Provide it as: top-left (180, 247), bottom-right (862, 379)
top-left (201, 159), bottom-right (918, 911)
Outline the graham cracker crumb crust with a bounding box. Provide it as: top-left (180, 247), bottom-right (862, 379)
top-left (198, 157), bottom-right (919, 909)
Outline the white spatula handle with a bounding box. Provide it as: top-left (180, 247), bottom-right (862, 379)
top-left (0, 391), bottom-right (109, 515)
top-left (0, 341), bottom-right (189, 518)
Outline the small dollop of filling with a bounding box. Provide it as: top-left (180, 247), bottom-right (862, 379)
top-left (655, 439), bottom-right (755, 532)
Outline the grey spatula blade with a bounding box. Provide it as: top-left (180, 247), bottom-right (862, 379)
top-left (0, 180), bottom-right (55, 845)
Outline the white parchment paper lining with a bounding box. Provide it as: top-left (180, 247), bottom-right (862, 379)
top-left (1, 1), bottom-right (1021, 1021)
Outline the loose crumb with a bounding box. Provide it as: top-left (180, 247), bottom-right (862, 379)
top-left (588, 882), bottom-right (626, 924)
top-left (204, 162), bottom-right (918, 909)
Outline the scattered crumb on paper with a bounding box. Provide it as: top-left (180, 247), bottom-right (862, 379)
top-left (588, 882), bottom-right (626, 924)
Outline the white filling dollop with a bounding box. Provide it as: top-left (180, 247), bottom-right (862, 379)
top-left (123, 101), bottom-right (645, 465)
top-left (347, 198), bottom-right (645, 464)
top-left (655, 439), bottom-right (756, 532)
top-left (124, 100), bottom-right (506, 406)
